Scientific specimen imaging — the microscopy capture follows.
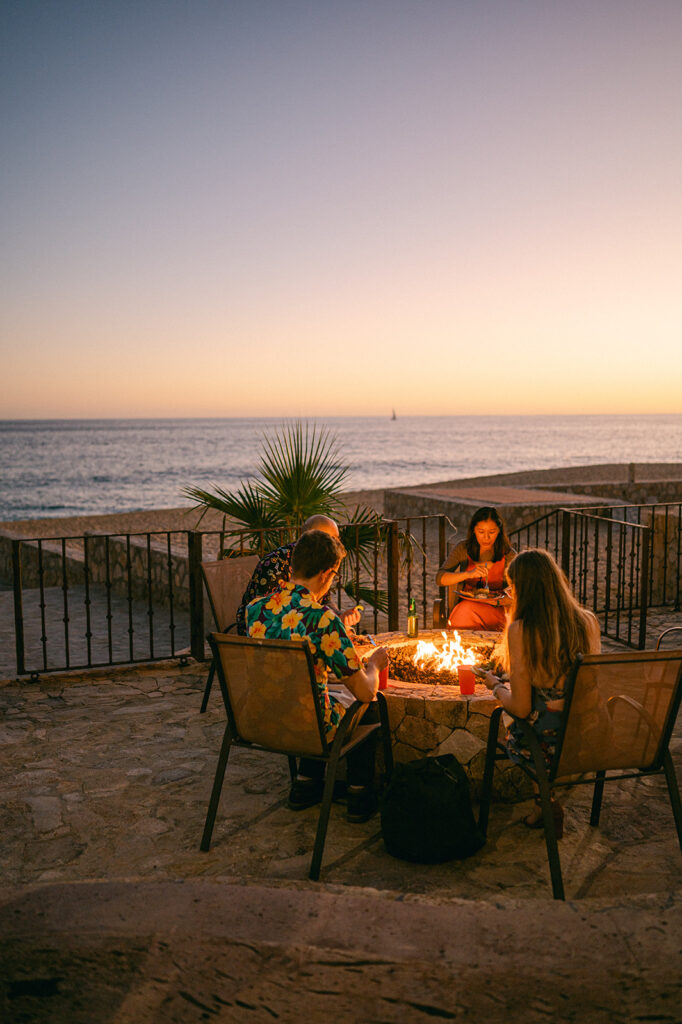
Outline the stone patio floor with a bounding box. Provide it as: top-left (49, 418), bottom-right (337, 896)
top-left (1, 645), bottom-right (681, 1022)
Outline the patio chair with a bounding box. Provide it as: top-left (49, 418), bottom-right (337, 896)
top-left (432, 582), bottom-right (457, 628)
top-left (199, 554), bottom-right (260, 712)
top-left (478, 649), bottom-right (682, 900)
top-left (200, 632), bottom-right (394, 881)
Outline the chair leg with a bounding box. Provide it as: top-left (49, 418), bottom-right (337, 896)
top-left (200, 659), bottom-right (216, 714)
top-left (519, 720), bottom-right (565, 901)
top-left (590, 770), bottom-right (606, 826)
top-left (478, 706), bottom-right (503, 836)
top-left (309, 748), bottom-right (341, 881)
top-left (663, 750), bottom-right (682, 852)
top-left (377, 692), bottom-right (394, 780)
top-left (287, 756), bottom-right (297, 783)
top-left (536, 770), bottom-right (565, 901)
top-left (200, 725), bottom-right (232, 851)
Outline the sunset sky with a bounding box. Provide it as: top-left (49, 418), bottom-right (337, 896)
top-left (2, 1), bottom-right (681, 418)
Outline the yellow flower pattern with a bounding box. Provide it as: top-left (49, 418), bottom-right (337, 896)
top-left (281, 609), bottom-right (303, 630)
top-left (265, 589), bottom-right (292, 614)
top-left (317, 608), bottom-right (334, 630)
top-left (320, 631), bottom-right (342, 657)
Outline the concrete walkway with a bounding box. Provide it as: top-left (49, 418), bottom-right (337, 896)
top-left (1, 658), bottom-right (681, 1022)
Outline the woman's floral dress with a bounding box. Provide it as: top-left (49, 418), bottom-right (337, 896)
top-left (506, 683), bottom-right (566, 769)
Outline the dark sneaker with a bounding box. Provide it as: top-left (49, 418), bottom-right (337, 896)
top-left (346, 787), bottom-right (378, 823)
top-left (287, 777), bottom-right (323, 811)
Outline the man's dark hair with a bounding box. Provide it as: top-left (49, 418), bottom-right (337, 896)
top-left (292, 530), bottom-right (346, 578)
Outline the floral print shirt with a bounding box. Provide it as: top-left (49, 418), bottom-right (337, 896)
top-left (245, 581), bottom-right (361, 734)
top-left (236, 541), bottom-right (296, 636)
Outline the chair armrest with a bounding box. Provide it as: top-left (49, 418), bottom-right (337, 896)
top-left (656, 626), bottom-right (682, 650)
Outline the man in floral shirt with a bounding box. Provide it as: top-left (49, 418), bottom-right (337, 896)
top-left (235, 514), bottom-right (360, 635)
top-left (246, 529), bottom-right (388, 822)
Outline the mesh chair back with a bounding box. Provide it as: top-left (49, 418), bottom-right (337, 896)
top-left (212, 633), bottom-right (328, 758)
top-left (556, 650), bottom-right (682, 777)
top-left (202, 555), bottom-right (260, 630)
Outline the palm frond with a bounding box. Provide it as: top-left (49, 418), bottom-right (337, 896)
top-left (341, 581), bottom-right (389, 615)
top-left (182, 482), bottom-right (285, 551)
top-left (257, 421), bottom-right (349, 525)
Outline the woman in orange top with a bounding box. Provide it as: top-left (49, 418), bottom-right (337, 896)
top-left (436, 506), bottom-right (515, 630)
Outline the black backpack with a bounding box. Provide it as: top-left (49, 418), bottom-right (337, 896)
top-left (380, 754), bottom-right (485, 863)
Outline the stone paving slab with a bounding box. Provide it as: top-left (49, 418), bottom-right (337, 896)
top-left (2, 662), bottom-right (680, 900)
top-left (1, 880), bottom-right (680, 1023)
top-left (1, 659), bottom-right (681, 1022)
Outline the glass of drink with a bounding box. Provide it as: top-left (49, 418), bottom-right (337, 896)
top-left (458, 665), bottom-right (476, 695)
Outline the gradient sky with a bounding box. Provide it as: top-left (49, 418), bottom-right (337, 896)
top-left (2, 0), bottom-right (681, 418)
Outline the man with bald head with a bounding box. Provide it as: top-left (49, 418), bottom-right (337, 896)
top-left (235, 514), bottom-right (361, 635)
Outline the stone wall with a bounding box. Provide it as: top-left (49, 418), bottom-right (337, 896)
top-left (541, 479), bottom-right (682, 505)
top-left (0, 533), bottom-right (193, 611)
top-left (0, 535), bottom-right (86, 591)
top-left (383, 681), bottom-right (533, 801)
top-left (407, 462), bottom-right (682, 489)
top-left (383, 491), bottom-right (593, 533)
top-left (85, 535), bottom-right (192, 611)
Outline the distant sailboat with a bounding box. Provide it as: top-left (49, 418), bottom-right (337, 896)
top-left (391, 408), bottom-right (397, 421)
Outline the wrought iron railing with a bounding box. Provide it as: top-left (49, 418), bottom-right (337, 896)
top-left (5, 503), bottom-right (680, 677)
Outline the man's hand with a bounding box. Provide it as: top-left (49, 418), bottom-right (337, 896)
top-left (341, 606), bottom-right (362, 629)
top-left (367, 646), bottom-right (389, 672)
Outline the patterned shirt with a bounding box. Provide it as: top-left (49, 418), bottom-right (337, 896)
top-left (236, 541), bottom-right (296, 635)
top-left (245, 581), bottom-right (361, 734)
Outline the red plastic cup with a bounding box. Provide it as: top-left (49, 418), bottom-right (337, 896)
top-left (458, 665), bottom-right (476, 695)
top-left (378, 665), bottom-right (389, 690)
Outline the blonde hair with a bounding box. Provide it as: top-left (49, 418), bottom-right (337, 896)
top-left (505, 548), bottom-right (594, 682)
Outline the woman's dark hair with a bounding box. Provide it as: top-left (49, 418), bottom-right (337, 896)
top-left (292, 529), bottom-right (346, 578)
top-left (465, 506), bottom-right (511, 562)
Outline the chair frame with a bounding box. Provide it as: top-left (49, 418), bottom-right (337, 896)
top-left (433, 583), bottom-right (458, 629)
top-left (478, 649), bottom-right (682, 900)
top-left (200, 632), bottom-right (395, 881)
top-left (657, 626), bottom-right (682, 650)
top-left (199, 555), bottom-right (260, 713)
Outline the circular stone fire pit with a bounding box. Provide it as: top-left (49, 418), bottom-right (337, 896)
top-left (369, 630), bottom-right (532, 801)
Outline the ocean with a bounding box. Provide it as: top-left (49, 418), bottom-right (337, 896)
top-left (1, 415), bottom-right (681, 521)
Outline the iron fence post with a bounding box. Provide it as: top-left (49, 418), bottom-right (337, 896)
top-left (12, 540), bottom-right (25, 676)
top-left (638, 527), bottom-right (650, 650)
top-left (438, 514), bottom-right (447, 609)
top-left (560, 509), bottom-right (571, 579)
top-left (188, 531), bottom-right (205, 661)
top-left (386, 520), bottom-right (400, 631)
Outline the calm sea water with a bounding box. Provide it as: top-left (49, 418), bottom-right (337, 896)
top-left (1, 415), bottom-right (680, 521)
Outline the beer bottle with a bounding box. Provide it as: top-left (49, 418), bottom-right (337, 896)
top-left (407, 597), bottom-right (419, 638)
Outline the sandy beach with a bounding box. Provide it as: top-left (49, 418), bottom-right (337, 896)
top-left (0, 487), bottom-right (387, 540)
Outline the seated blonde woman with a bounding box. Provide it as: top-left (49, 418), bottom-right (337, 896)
top-left (480, 548), bottom-right (601, 836)
top-left (436, 507), bottom-right (515, 630)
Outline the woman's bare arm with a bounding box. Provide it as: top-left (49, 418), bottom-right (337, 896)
top-left (483, 620), bottom-right (532, 717)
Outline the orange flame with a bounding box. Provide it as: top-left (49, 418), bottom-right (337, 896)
top-left (412, 630), bottom-right (477, 671)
